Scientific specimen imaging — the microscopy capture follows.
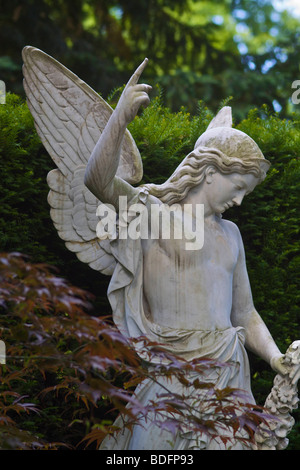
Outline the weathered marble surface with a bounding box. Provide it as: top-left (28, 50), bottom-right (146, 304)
top-left (22, 45), bottom-right (142, 275)
top-left (22, 47), bottom-right (300, 450)
top-left (255, 341), bottom-right (300, 450)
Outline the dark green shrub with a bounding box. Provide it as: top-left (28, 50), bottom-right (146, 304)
top-left (1, 93), bottom-right (299, 448)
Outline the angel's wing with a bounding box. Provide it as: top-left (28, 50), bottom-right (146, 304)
top-left (22, 46), bottom-right (143, 275)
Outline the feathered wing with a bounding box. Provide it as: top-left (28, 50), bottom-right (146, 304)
top-left (22, 46), bottom-right (143, 275)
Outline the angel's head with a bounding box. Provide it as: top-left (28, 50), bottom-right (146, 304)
top-left (142, 107), bottom-right (270, 208)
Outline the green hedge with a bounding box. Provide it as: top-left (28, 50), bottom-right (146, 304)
top-left (0, 94), bottom-right (110, 314)
top-left (1, 93), bottom-right (299, 448)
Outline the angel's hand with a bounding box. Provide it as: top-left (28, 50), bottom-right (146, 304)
top-left (270, 354), bottom-right (289, 376)
top-left (270, 353), bottom-right (300, 384)
top-left (117, 58), bottom-right (152, 124)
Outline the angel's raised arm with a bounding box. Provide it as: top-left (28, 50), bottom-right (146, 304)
top-left (84, 59), bottom-right (152, 209)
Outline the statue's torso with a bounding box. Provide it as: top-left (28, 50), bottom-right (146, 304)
top-left (142, 213), bottom-right (240, 331)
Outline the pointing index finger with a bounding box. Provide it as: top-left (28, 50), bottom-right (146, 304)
top-left (128, 58), bottom-right (148, 86)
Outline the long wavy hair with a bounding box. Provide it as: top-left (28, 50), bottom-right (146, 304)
top-left (142, 147), bottom-right (268, 206)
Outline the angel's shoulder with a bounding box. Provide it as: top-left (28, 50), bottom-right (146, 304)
top-left (220, 218), bottom-right (245, 252)
top-left (221, 218), bottom-right (240, 234)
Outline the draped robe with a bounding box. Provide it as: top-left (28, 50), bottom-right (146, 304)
top-left (100, 189), bottom-right (255, 450)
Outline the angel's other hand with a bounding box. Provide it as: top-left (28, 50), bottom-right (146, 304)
top-left (270, 353), bottom-right (300, 384)
top-left (270, 354), bottom-right (289, 375)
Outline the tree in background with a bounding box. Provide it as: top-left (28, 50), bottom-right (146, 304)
top-left (0, 0), bottom-right (299, 449)
top-left (0, 0), bottom-right (300, 116)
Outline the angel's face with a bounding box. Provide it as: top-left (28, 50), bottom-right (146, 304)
top-left (186, 169), bottom-right (259, 216)
top-left (208, 172), bottom-right (258, 214)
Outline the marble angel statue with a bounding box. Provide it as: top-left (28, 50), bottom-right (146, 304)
top-left (22, 46), bottom-right (300, 450)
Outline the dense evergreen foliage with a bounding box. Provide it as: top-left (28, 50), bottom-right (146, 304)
top-left (0, 92), bottom-right (299, 447)
top-left (1, 1), bottom-right (300, 116)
